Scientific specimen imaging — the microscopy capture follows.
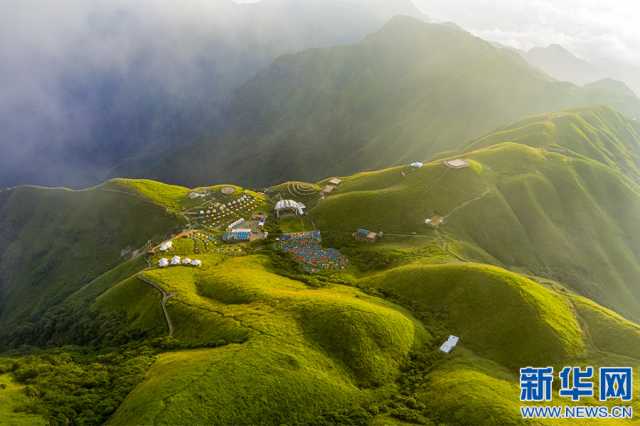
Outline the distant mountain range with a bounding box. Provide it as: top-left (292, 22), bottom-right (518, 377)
top-left (521, 43), bottom-right (640, 96)
top-left (115, 16), bottom-right (640, 188)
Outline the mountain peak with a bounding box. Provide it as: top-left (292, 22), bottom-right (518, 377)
top-left (585, 78), bottom-right (636, 97)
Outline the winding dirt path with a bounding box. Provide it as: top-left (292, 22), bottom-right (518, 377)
top-left (137, 274), bottom-right (175, 337)
top-left (444, 188), bottom-right (492, 220)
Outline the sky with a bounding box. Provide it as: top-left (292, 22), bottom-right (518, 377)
top-left (413, 0), bottom-right (640, 67)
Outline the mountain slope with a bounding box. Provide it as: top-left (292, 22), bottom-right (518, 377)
top-left (467, 106), bottom-right (640, 181)
top-left (120, 16), bottom-right (640, 188)
top-left (0, 181), bottom-right (185, 334)
top-left (523, 44), bottom-right (605, 85)
top-left (310, 107), bottom-right (640, 321)
top-left (521, 44), bottom-right (640, 96)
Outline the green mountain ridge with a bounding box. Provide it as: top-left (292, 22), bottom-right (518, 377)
top-left (113, 16), bottom-right (640, 189)
top-left (3, 106), bottom-right (640, 424)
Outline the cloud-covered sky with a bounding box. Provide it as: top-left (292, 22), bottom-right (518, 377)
top-left (414, 0), bottom-right (640, 67)
top-left (0, 0), bottom-right (425, 187)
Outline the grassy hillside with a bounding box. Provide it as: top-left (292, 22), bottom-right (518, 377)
top-left (75, 248), bottom-right (640, 425)
top-left (4, 107), bottom-right (640, 424)
top-left (467, 106), bottom-right (640, 182)
top-left (117, 16), bottom-right (640, 188)
top-left (309, 117), bottom-right (640, 321)
top-left (100, 254), bottom-right (428, 425)
top-left (0, 373), bottom-right (47, 425)
top-left (0, 182), bottom-right (185, 344)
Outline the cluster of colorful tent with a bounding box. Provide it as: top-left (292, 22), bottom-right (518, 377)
top-left (278, 231), bottom-right (348, 272)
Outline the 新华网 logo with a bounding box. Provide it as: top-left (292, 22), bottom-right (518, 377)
top-left (519, 366), bottom-right (633, 419)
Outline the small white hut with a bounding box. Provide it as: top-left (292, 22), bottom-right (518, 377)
top-left (439, 335), bottom-right (460, 353)
top-left (158, 258), bottom-right (169, 268)
top-left (159, 240), bottom-right (173, 252)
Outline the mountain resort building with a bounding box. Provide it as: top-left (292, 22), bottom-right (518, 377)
top-left (425, 215), bottom-right (445, 227)
top-left (222, 228), bottom-right (252, 243)
top-left (159, 240), bottom-right (173, 252)
top-left (321, 185), bottom-right (335, 196)
top-left (227, 218), bottom-right (246, 231)
top-left (410, 162), bottom-right (424, 169)
top-left (158, 258), bottom-right (169, 268)
top-left (444, 159), bottom-right (470, 169)
top-left (439, 335), bottom-right (459, 353)
top-left (354, 228), bottom-right (380, 243)
top-left (274, 199), bottom-right (306, 217)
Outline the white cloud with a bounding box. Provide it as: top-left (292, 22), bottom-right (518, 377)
top-left (412, 0), bottom-right (640, 66)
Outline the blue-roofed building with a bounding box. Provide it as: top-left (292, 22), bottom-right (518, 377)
top-left (222, 229), bottom-right (252, 243)
top-left (354, 228), bottom-right (379, 242)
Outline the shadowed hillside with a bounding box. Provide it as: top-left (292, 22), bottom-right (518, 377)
top-left (0, 181), bottom-right (185, 338)
top-left (117, 16), bottom-right (640, 188)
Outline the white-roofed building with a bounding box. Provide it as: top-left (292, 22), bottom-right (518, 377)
top-left (191, 259), bottom-right (202, 267)
top-left (444, 159), bottom-right (470, 169)
top-left (159, 240), bottom-right (173, 252)
top-left (410, 162), bottom-right (424, 169)
top-left (227, 218), bottom-right (246, 230)
top-left (158, 258), bottom-right (169, 268)
top-left (182, 257), bottom-right (192, 265)
top-left (171, 256), bottom-right (182, 266)
top-left (328, 178), bottom-right (342, 186)
top-left (274, 199), bottom-right (306, 217)
top-left (439, 335), bottom-right (459, 353)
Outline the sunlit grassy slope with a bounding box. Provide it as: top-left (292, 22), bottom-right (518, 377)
top-left (0, 374), bottom-right (47, 425)
top-left (103, 254), bottom-right (428, 424)
top-left (93, 248), bottom-right (640, 425)
top-left (310, 110), bottom-right (640, 321)
top-left (360, 263), bottom-right (585, 368)
top-left (467, 106), bottom-right (640, 182)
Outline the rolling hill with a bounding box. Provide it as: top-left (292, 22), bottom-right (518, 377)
top-left (116, 16), bottom-right (640, 189)
top-left (310, 108), bottom-right (640, 321)
top-left (3, 106), bottom-right (640, 424)
top-left (0, 181), bottom-right (185, 344)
